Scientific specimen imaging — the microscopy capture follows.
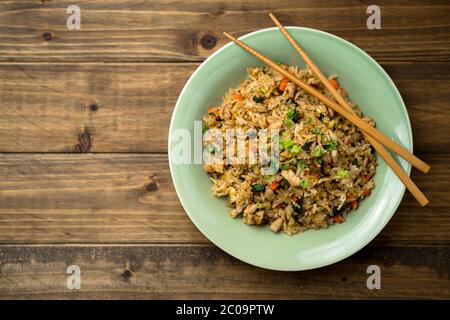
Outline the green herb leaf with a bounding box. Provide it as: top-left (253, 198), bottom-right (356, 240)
top-left (253, 96), bottom-right (265, 103)
top-left (296, 160), bottom-right (307, 175)
top-left (331, 206), bottom-right (344, 216)
top-left (202, 122), bottom-right (209, 134)
top-left (280, 164), bottom-right (290, 170)
top-left (292, 202), bottom-right (302, 215)
top-left (286, 108), bottom-right (300, 123)
top-left (302, 141), bottom-right (314, 151)
top-left (251, 184), bottom-right (265, 192)
top-left (312, 127), bottom-right (321, 134)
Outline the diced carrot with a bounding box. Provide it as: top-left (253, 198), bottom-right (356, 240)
top-left (207, 107), bottom-right (219, 115)
top-left (268, 181), bottom-right (280, 190)
top-left (347, 193), bottom-right (356, 202)
top-left (208, 107), bottom-right (221, 120)
top-left (330, 78), bottom-right (339, 89)
top-left (234, 93), bottom-right (243, 101)
top-left (339, 87), bottom-right (347, 97)
top-left (362, 189), bottom-right (371, 196)
top-left (350, 201), bottom-right (358, 209)
top-left (333, 214), bottom-right (344, 223)
top-left (279, 77), bottom-right (289, 92)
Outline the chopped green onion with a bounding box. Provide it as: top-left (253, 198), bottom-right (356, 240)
top-left (286, 109), bottom-right (296, 119)
top-left (312, 127), bottom-right (321, 134)
top-left (336, 169), bottom-right (349, 178)
top-left (324, 140), bottom-right (338, 150)
top-left (283, 118), bottom-right (293, 127)
top-left (289, 144), bottom-right (301, 154)
top-left (318, 113), bottom-right (325, 122)
top-left (311, 147), bottom-right (325, 158)
top-left (280, 139), bottom-right (294, 150)
top-left (300, 179), bottom-right (308, 189)
top-left (256, 203), bottom-right (265, 209)
top-left (306, 117), bottom-right (312, 124)
top-left (280, 164), bottom-right (290, 170)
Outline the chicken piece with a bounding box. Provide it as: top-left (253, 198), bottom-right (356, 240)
top-left (243, 204), bottom-right (257, 215)
top-left (331, 150), bottom-right (338, 164)
top-left (281, 169), bottom-right (301, 187)
top-left (229, 209), bottom-right (241, 218)
top-left (254, 210), bottom-right (265, 225)
top-left (264, 188), bottom-right (276, 201)
top-left (270, 218), bottom-right (284, 233)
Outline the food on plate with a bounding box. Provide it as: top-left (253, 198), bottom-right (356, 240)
top-left (202, 65), bottom-right (376, 235)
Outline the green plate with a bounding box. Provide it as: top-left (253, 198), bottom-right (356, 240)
top-left (168, 27), bottom-right (412, 271)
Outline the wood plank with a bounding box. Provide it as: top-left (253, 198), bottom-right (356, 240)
top-left (0, 153), bottom-right (448, 245)
top-left (0, 63), bottom-right (194, 153)
top-left (0, 0), bottom-right (449, 62)
top-left (0, 244), bottom-right (448, 299)
top-left (0, 62), bottom-right (449, 153)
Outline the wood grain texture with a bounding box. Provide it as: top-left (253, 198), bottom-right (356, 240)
top-left (0, 153), bottom-right (448, 245)
top-left (1, 62), bottom-right (449, 153)
top-left (0, 63), bottom-right (193, 153)
top-left (0, 0), bottom-right (449, 62)
top-left (0, 0), bottom-right (449, 300)
top-left (0, 245), bottom-right (448, 299)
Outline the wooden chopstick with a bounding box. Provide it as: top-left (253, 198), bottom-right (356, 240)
top-left (268, 13), bottom-right (429, 206)
top-left (222, 31), bottom-right (431, 175)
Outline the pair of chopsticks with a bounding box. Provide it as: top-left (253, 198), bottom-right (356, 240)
top-left (223, 13), bottom-right (430, 206)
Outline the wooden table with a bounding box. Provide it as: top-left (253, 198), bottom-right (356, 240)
top-left (0, 0), bottom-right (449, 299)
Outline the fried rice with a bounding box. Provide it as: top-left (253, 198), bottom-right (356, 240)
top-left (202, 64), bottom-right (376, 235)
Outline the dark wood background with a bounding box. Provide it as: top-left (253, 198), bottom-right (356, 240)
top-left (0, 0), bottom-right (449, 299)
